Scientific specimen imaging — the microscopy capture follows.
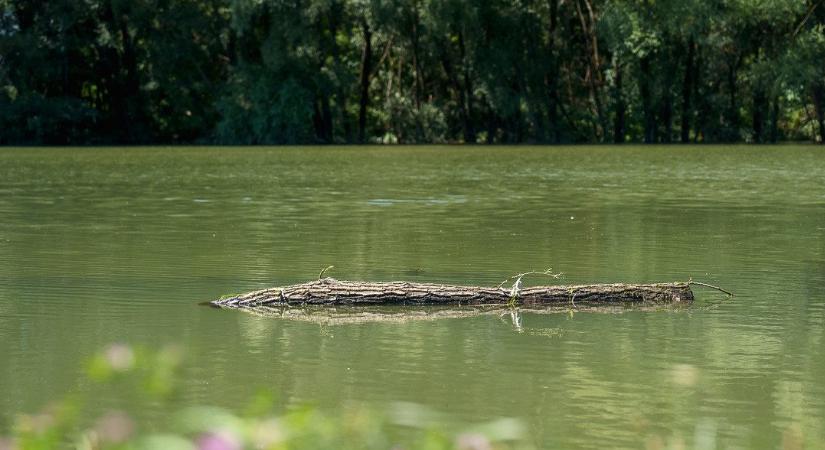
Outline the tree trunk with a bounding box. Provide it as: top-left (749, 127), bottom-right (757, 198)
top-left (442, 53), bottom-right (471, 143)
top-left (752, 88), bottom-right (766, 143)
top-left (213, 279), bottom-right (695, 308)
top-left (440, 28), bottom-right (474, 143)
top-left (769, 96), bottom-right (779, 143)
top-left (576, 0), bottom-right (607, 141)
top-left (545, 0), bottom-right (560, 143)
top-left (640, 56), bottom-right (656, 143)
top-left (101, 1), bottom-right (144, 143)
top-left (411, 5), bottom-right (423, 109)
top-left (321, 95), bottom-right (333, 143)
top-left (613, 61), bottom-right (625, 144)
top-left (312, 95), bottom-right (333, 143)
top-left (680, 38), bottom-right (695, 143)
top-left (726, 58), bottom-right (741, 141)
top-left (358, 18), bottom-right (372, 144)
top-left (325, 7), bottom-right (343, 142)
top-left (660, 91), bottom-right (673, 143)
top-left (486, 109), bottom-right (498, 144)
top-left (692, 49), bottom-right (704, 142)
top-left (458, 31), bottom-right (475, 143)
top-left (813, 82), bottom-right (825, 144)
top-left (312, 100), bottom-right (324, 141)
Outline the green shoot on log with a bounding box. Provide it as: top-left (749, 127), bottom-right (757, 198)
top-left (319, 265), bottom-right (335, 279)
top-left (499, 268), bottom-right (563, 308)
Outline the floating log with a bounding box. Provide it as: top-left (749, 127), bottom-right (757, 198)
top-left (212, 278), bottom-right (694, 308)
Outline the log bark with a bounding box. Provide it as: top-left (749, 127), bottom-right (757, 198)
top-left (213, 278), bottom-right (694, 308)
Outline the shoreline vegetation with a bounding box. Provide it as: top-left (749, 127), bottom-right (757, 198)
top-left (1, 1), bottom-right (824, 146)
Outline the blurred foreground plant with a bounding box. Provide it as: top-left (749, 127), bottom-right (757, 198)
top-left (0, 344), bottom-right (532, 450)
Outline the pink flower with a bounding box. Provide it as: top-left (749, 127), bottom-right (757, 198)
top-left (196, 431), bottom-right (242, 450)
top-left (0, 437), bottom-right (18, 450)
top-left (456, 433), bottom-right (492, 450)
top-left (104, 344), bottom-right (135, 371)
top-left (94, 411), bottom-right (135, 444)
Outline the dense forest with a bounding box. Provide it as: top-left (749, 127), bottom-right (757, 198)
top-left (1, 0), bottom-right (824, 145)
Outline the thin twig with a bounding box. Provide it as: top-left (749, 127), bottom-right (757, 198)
top-left (793, 0), bottom-right (824, 38)
top-left (496, 268), bottom-right (563, 290)
top-left (371, 34), bottom-right (395, 78)
top-left (689, 281), bottom-right (733, 297)
top-left (318, 265), bottom-right (335, 280)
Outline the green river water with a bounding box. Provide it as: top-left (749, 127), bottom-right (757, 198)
top-left (1, 145), bottom-right (824, 449)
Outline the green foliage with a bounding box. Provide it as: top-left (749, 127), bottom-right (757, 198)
top-left (782, 25), bottom-right (825, 89)
top-left (217, 71), bottom-right (315, 144)
top-left (1, 0), bottom-right (824, 144)
top-left (378, 94), bottom-right (448, 144)
top-left (0, 344), bottom-right (535, 450)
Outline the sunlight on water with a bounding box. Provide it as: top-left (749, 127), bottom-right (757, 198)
top-left (0, 145), bottom-right (824, 448)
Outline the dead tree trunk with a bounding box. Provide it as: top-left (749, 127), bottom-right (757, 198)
top-left (213, 278), bottom-right (694, 308)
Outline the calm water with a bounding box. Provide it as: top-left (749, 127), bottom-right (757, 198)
top-left (1, 146), bottom-right (824, 449)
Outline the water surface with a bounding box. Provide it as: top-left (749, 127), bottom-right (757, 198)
top-left (1, 145), bottom-right (824, 448)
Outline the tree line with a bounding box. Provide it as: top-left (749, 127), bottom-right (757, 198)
top-left (1, 0), bottom-right (824, 145)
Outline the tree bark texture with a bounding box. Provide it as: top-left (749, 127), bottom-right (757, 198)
top-left (213, 278), bottom-right (694, 308)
